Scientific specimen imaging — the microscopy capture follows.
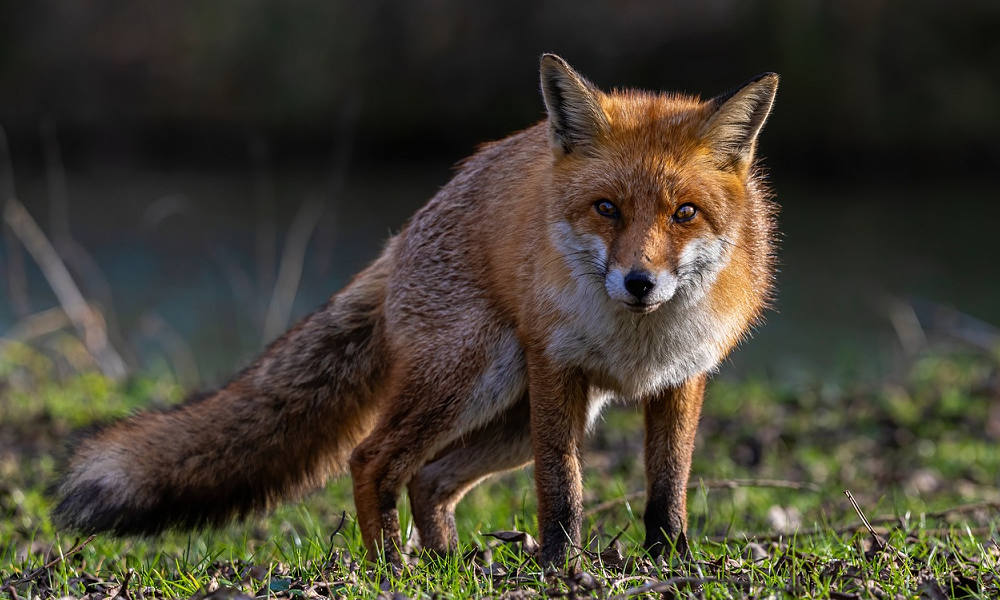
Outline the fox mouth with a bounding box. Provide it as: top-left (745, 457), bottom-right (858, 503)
top-left (624, 301), bottom-right (662, 314)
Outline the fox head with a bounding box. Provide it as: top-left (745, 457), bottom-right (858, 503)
top-left (540, 54), bottom-right (778, 316)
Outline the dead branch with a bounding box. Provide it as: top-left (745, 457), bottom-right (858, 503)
top-left (845, 489), bottom-right (885, 549)
top-left (2, 535), bottom-right (96, 587)
top-left (711, 500), bottom-right (1000, 543)
top-left (40, 118), bottom-right (130, 365)
top-left (110, 568), bottom-right (134, 600)
top-left (695, 478), bottom-right (821, 492)
top-left (3, 198), bottom-right (127, 380)
top-left (611, 576), bottom-right (750, 599)
top-left (40, 117), bottom-right (70, 241)
top-left (1, 306), bottom-right (71, 343)
top-left (250, 135), bottom-right (277, 311)
top-left (845, 489), bottom-right (906, 560)
top-left (584, 479), bottom-right (821, 518)
top-left (886, 296), bottom-right (927, 355)
top-left (137, 312), bottom-right (200, 386)
top-left (259, 98), bottom-right (358, 344)
top-left (260, 194), bottom-right (325, 344)
top-left (909, 297), bottom-right (1000, 353)
top-left (210, 245), bottom-right (256, 309)
top-left (0, 125), bottom-right (30, 317)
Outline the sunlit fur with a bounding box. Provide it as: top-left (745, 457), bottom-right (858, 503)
top-left (55, 55), bottom-right (778, 567)
top-left (534, 68), bottom-right (777, 399)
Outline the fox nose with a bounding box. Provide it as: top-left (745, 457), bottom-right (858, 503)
top-left (623, 270), bottom-right (655, 300)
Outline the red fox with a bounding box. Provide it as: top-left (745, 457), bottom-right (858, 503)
top-left (55, 54), bottom-right (778, 566)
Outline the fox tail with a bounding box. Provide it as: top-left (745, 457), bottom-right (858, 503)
top-left (53, 251), bottom-right (392, 535)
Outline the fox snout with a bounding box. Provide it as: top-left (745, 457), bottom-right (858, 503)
top-left (623, 269), bottom-right (655, 299)
top-left (606, 266), bottom-right (678, 313)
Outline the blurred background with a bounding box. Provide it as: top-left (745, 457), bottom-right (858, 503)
top-left (1, 0), bottom-right (997, 386)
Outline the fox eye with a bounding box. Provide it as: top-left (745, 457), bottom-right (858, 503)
top-left (594, 199), bottom-right (620, 219)
top-left (673, 203), bottom-right (697, 223)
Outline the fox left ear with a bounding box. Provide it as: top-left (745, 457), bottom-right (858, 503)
top-left (540, 54), bottom-right (608, 156)
top-left (702, 72), bottom-right (779, 171)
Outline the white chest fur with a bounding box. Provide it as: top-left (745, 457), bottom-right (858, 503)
top-left (545, 284), bottom-right (732, 399)
top-left (544, 222), bottom-right (739, 400)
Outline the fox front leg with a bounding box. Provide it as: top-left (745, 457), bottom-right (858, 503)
top-left (527, 354), bottom-right (590, 567)
top-left (642, 374), bottom-right (706, 556)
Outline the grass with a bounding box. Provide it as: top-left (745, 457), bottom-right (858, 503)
top-left (2, 337), bottom-right (1000, 598)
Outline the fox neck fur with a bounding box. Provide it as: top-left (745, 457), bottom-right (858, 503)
top-left (385, 122), bottom-right (772, 419)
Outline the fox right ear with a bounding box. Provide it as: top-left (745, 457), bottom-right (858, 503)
top-left (702, 72), bottom-right (779, 171)
top-left (540, 54), bottom-right (607, 156)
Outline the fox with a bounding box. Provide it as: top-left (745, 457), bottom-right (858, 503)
top-left (54, 54), bottom-right (778, 567)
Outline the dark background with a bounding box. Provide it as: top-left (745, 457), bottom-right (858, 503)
top-left (1, 1), bottom-right (997, 384)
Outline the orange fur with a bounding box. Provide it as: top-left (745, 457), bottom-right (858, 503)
top-left (54, 55), bottom-right (779, 567)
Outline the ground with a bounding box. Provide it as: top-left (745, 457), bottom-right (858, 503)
top-left (2, 340), bottom-right (1000, 599)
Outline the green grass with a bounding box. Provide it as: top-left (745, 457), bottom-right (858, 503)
top-left (2, 339), bottom-right (1000, 598)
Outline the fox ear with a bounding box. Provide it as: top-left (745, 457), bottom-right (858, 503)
top-left (702, 72), bottom-right (779, 171)
top-left (540, 54), bottom-right (607, 156)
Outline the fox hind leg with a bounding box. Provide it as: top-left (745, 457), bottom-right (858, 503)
top-left (349, 369), bottom-right (506, 564)
top-left (349, 316), bottom-right (527, 563)
top-left (349, 398), bottom-right (445, 563)
top-left (407, 396), bottom-right (532, 554)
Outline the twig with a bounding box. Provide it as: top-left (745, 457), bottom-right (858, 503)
top-left (922, 525), bottom-right (996, 539)
top-left (325, 510), bottom-right (349, 564)
top-left (0, 125), bottom-right (30, 317)
top-left (40, 117), bottom-right (70, 241)
top-left (250, 135), bottom-right (277, 311)
top-left (259, 97), bottom-right (358, 344)
top-left (1, 306), bottom-right (71, 343)
top-left (696, 478), bottom-right (821, 492)
top-left (886, 296), bottom-right (927, 354)
top-left (845, 499), bottom-right (1000, 534)
top-left (915, 500), bottom-right (1000, 524)
top-left (3, 198), bottom-right (127, 379)
top-left (111, 568), bottom-right (134, 600)
top-left (610, 576), bottom-right (750, 599)
top-left (607, 575), bottom-right (655, 589)
top-left (41, 118), bottom-right (130, 365)
top-left (142, 194), bottom-right (191, 229)
top-left (909, 297), bottom-right (1000, 353)
top-left (137, 312), bottom-right (200, 386)
top-left (210, 245), bottom-right (256, 310)
top-left (605, 523), bottom-right (629, 549)
top-left (2, 535), bottom-right (97, 587)
top-left (845, 489), bottom-right (889, 552)
top-left (584, 479), bottom-right (821, 517)
top-left (712, 500), bottom-right (1000, 543)
top-left (711, 524), bottom-right (861, 544)
top-left (260, 194), bottom-right (326, 344)
top-left (2, 225), bottom-right (30, 317)
top-left (328, 510), bottom-right (348, 544)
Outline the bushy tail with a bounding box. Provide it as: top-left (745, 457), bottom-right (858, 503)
top-left (53, 251), bottom-right (393, 535)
